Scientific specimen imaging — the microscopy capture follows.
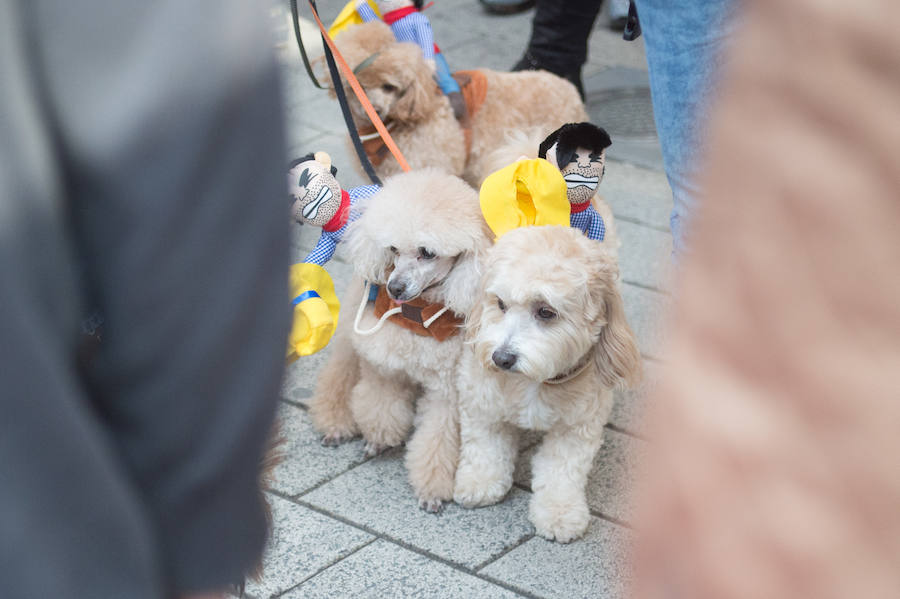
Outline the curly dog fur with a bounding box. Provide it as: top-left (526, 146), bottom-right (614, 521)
top-left (308, 169), bottom-right (492, 512)
top-left (329, 21), bottom-right (588, 186)
top-left (454, 226), bottom-right (641, 542)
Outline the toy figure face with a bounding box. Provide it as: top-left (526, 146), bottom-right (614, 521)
top-left (376, 0), bottom-right (413, 13)
top-left (288, 158), bottom-right (342, 226)
top-left (546, 143), bottom-right (605, 206)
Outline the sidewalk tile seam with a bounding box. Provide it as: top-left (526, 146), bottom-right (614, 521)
top-left (267, 445), bottom-right (373, 498)
top-left (270, 537), bottom-right (380, 599)
top-left (286, 496), bottom-right (542, 599)
top-left (606, 421), bottom-right (647, 442)
top-left (279, 397), bottom-right (309, 411)
top-left (473, 532), bottom-right (536, 572)
top-left (622, 278), bottom-right (669, 296)
top-left (612, 213), bottom-right (671, 233)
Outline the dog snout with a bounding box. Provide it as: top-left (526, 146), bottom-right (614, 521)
top-left (492, 348), bottom-right (517, 370)
top-left (387, 279), bottom-right (407, 301)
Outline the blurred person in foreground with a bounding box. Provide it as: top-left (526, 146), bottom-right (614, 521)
top-left (636, 0), bottom-right (900, 597)
top-left (0, 1), bottom-right (289, 597)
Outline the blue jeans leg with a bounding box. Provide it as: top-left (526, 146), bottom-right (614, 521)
top-left (634, 0), bottom-right (739, 254)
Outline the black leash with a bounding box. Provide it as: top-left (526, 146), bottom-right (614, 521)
top-left (291, 0), bottom-right (383, 186)
top-left (289, 0), bottom-right (326, 89)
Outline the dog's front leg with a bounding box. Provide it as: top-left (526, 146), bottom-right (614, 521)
top-left (405, 371), bottom-right (459, 513)
top-left (309, 279), bottom-right (364, 445)
top-left (529, 422), bottom-right (605, 543)
top-left (349, 359), bottom-right (416, 457)
top-left (454, 395), bottom-right (519, 508)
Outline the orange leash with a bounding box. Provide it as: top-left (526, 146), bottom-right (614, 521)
top-left (306, 1), bottom-right (411, 173)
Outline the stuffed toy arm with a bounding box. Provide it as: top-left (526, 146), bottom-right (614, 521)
top-left (570, 205), bottom-right (607, 242)
top-left (355, 0), bottom-right (379, 22)
top-left (408, 13), bottom-right (436, 61)
top-left (302, 230), bottom-right (340, 266)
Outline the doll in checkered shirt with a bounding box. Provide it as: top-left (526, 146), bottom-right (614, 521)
top-left (539, 123), bottom-right (612, 242)
top-left (354, 0), bottom-right (468, 122)
top-left (287, 152), bottom-right (379, 266)
top-left (286, 152), bottom-right (380, 357)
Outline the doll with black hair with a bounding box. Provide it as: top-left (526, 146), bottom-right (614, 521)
top-left (539, 122), bottom-right (612, 242)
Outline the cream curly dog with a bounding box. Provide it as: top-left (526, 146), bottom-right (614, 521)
top-left (329, 21), bottom-right (587, 186)
top-left (309, 168), bottom-right (491, 512)
top-left (454, 225), bottom-right (641, 542)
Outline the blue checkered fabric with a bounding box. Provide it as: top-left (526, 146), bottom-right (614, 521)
top-left (303, 185), bottom-right (380, 266)
top-left (570, 206), bottom-right (606, 242)
top-left (357, 3), bottom-right (436, 60)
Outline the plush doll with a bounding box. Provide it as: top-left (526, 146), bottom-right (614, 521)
top-left (287, 151), bottom-right (380, 265)
top-left (539, 122), bottom-right (612, 242)
top-left (285, 152), bottom-right (380, 358)
top-left (349, 0), bottom-right (468, 122)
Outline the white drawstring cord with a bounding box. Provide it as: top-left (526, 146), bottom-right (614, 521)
top-left (353, 280), bottom-right (451, 336)
top-left (354, 281), bottom-right (399, 336)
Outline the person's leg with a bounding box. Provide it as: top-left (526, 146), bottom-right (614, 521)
top-left (634, 0), bottom-right (739, 254)
top-left (512, 0), bottom-right (605, 99)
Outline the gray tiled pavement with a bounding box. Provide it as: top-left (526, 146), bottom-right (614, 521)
top-left (250, 2), bottom-right (673, 597)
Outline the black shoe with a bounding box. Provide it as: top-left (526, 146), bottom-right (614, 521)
top-left (512, 51), bottom-right (584, 100)
top-left (479, 0), bottom-right (535, 15)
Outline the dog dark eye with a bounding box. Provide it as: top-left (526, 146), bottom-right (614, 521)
top-left (497, 298), bottom-right (506, 312)
top-left (381, 83), bottom-right (398, 94)
top-left (419, 247), bottom-right (436, 260)
top-left (389, 246), bottom-right (398, 254)
top-left (536, 306), bottom-right (557, 320)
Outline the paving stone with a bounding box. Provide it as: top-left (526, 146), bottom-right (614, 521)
top-left (513, 427), bottom-right (644, 524)
top-left (480, 517), bottom-right (631, 599)
top-left (610, 359), bottom-right (659, 437)
top-left (432, 0), bottom-right (536, 49)
top-left (283, 539), bottom-right (524, 599)
top-left (620, 282), bottom-right (669, 360)
top-left (615, 219), bottom-right (673, 292)
top-left (245, 494), bottom-right (373, 599)
top-left (585, 66), bottom-right (650, 92)
top-left (601, 160), bottom-right (673, 231)
top-left (585, 27), bottom-right (648, 74)
top-left (269, 403), bottom-right (369, 496)
top-left (302, 450), bottom-right (535, 569)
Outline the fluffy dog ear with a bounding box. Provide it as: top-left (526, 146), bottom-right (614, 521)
top-left (389, 46), bottom-right (440, 122)
top-left (441, 249), bottom-right (485, 318)
top-left (462, 281), bottom-right (486, 342)
top-left (345, 218), bottom-right (393, 284)
top-left (594, 284), bottom-right (642, 389)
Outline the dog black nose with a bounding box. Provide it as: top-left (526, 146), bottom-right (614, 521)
top-left (492, 349), bottom-right (517, 370)
top-left (387, 280), bottom-right (407, 300)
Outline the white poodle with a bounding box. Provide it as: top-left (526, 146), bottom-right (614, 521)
top-left (454, 225), bottom-right (641, 542)
top-left (308, 168), bottom-right (492, 512)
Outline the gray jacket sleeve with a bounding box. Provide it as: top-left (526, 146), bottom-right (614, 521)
top-left (0, 0), bottom-right (289, 595)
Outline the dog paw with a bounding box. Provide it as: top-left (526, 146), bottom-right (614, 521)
top-left (529, 497), bottom-right (590, 543)
top-left (419, 497), bottom-right (444, 514)
top-left (321, 431), bottom-right (354, 447)
top-left (364, 440), bottom-right (391, 457)
top-left (453, 473), bottom-right (511, 508)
